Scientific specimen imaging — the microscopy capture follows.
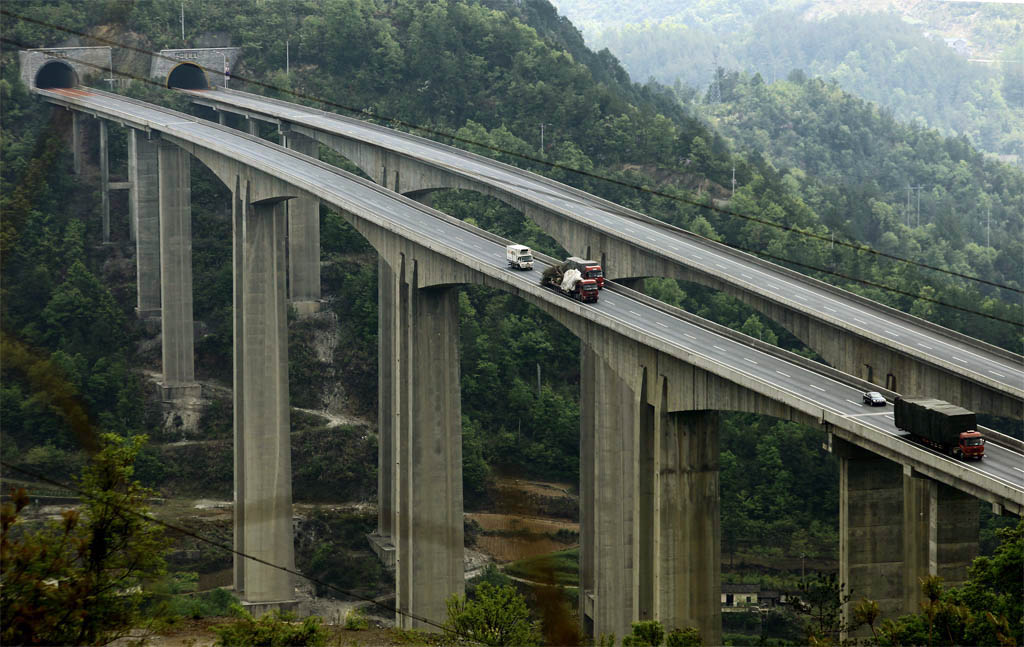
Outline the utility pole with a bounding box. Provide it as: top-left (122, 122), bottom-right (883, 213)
top-left (286, 40), bottom-right (290, 75)
top-left (906, 185), bottom-right (912, 226)
top-left (731, 165), bottom-right (736, 197)
top-left (540, 123), bottom-right (552, 153)
top-left (536, 363), bottom-right (541, 399)
top-left (986, 208), bottom-right (991, 247)
top-left (916, 186), bottom-right (923, 227)
top-left (180, 2), bottom-right (185, 43)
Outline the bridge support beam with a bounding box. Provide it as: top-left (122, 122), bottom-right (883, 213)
top-left (371, 255), bottom-right (463, 630)
top-left (838, 439), bottom-right (904, 634)
top-left (646, 402), bottom-right (721, 645)
top-left (99, 119), bottom-right (110, 242)
top-left (581, 351), bottom-right (722, 645)
top-left (232, 185), bottom-right (296, 605)
top-left (903, 470), bottom-right (979, 611)
top-left (281, 131), bottom-right (321, 314)
top-left (158, 141), bottom-right (199, 399)
top-left (130, 130), bottom-right (161, 318)
top-left (72, 111), bottom-right (84, 175)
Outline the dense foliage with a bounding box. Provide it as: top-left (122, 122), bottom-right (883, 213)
top-left (553, 1), bottom-right (1024, 156)
top-left (1, 434), bottom-right (169, 646)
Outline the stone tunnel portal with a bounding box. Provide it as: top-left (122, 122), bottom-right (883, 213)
top-left (167, 63), bottom-right (208, 89)
top-left (35, 60), bottom-right (78, 89)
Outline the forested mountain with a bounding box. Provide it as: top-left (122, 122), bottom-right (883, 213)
top-left (552, 0), bottom-right (1024, 157)
top-left (1, 0), bottom-right (1020, 577)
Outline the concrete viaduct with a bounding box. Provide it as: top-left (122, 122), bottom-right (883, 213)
top-left (21, 53), bottom-right (1024, 643)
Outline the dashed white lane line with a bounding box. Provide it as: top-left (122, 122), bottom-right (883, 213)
top-left (743, 358), bottom-right (758, 364)
top-left (810, 384), bottom-right (827, 392)
top-left (629, 310), bottom-right (641, 317)
top-left (670, 245), bottom-right (680, 251)
top-left (846, 399), bottom-right (862, 406)
top-left (854, 318), bottom-right (866, 324)
top-left (776, 371), bottom-right (791, 378)
top-left (741, 273), bottom-right (753, 279)
top-left (716, 263), bottom-right (728, 269)
top-left (918, 343), bottom-right (933, 350)
top-left (953, 356), bottom-right (968, 363)
top-left (884, 330), bottom-right (899, 337)
top-left (713, 345), bottom-right (727, 352)
top-left (768, 285), bottom-right (780, 291)
top-left (625, 228), bottom-right (636, 233)
top-left (656, 321), bottom-right (668, 328)
top-left (693, 255), bottom-right (703, 260)
top-left (794, 295), bottom-right (808, 301)
top-left (684, 333), bottom-right (697, 340)
top-left (825, 307), bottom-right (837, 313)
top-left (990, 370), bottom-right (1006, 377)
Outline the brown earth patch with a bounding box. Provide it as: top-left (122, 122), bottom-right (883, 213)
top-left (467, 512), bottom-right (578, 562)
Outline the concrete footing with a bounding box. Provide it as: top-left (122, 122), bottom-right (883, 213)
top-left (368, 532), bottom-right (396, 571)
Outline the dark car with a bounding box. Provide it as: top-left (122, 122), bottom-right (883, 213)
top-left (862, 391), bottom-right (887, 406)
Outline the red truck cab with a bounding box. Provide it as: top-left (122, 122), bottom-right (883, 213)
top-left (957, 431), bottom-right (985, 460)
top-left (566, 257), bottom-right (605, 289)
top-left (576, 279), bottom-right (600, 302)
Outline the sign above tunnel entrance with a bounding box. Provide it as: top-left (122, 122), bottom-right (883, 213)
top-left (19, 47), bottom-right (113, 90)
top-left (152, 48), bottom-right (241, 89)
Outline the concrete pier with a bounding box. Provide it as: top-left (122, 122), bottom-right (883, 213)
top-left (371, 258), bottom-right (397, 565)
top-left (388, 258), bottom-right (464, 630)
top-left (130, 130), bottom-right (161, 318)
top-left (838, 439), bottom-right (904, 628)
top-left (99, 119), bottom-right (110, 242)
top-left (233, 184), bottom-right (295, 604)
top-left (281, 131), bottom-right (321, 314)
top-left (648, 403), bottom-right (721, 645)
top-left (903, 471), bottom-right (979, 611)
top-left (72, 111), bottom-right (83, 175)
top-left (157, 140), bottom-right (199, 399)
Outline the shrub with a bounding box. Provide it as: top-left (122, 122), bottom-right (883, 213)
top-left (213, 605), bottom-right (327, 646)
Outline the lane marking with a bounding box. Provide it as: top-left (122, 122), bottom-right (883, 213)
top-left (670, 245), bottom-right (680, 251)
top-left (794, 295), bottom-right (808, 301)
top-left (918, 343), bottom-right (933, 350)
top-left (742, 273), bottom-right (753, 279)
top-left (713, 345), bottom-right (727, 352)
top-left (990, 371), bottom-right (1006, 377)
top-left (825, 307), bottom-right (837, 313)
top-left (953, 356), bottom-right (968, 363)
top-left (776, 371), bottom-right (791, 378)
top-left (656, 321), bottom-right (668, 328)
top-left (743, 358), bottom-right (758, 364)
top-left (716, 263), bottom-right (728, 270)
top-left (884, 330), bottom-right (900, 337)
top-left (854, 318), bottom-right (866, 324)
top-left (629, 310), bottom-right (641, 317)
top-left (846, 400), bottom-right (862, 406)
top-left (684, 333), bottom-right (697, 340)
top-left (809, 384), bottom-right (827, 392)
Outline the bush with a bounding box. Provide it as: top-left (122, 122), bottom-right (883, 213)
top-left (343, 608), bottom-right (369, 630)
top-left (213, 605), bottom-right (327, 647)
top-left (444, 581), bottom-right (542, 646)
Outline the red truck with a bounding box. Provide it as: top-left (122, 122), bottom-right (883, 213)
top-left (893, 397), bottom-right (985, 460)
top-left (565, 257), bottom-right (604, 289)
top-left (541, 264), bottom-right (599, 303)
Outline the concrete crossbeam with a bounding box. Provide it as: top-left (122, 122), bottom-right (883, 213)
top-left (131, 130), bottom-right (161, 318)
top-left (157, 140), bottom-right (199, 399)
top-left (232, 184), bottom-right (295, 604)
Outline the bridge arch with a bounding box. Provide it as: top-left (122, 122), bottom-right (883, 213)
top-left (167, 62), bottom-right (208, 89)
top-left (35, 60), bottom-right (78, 89)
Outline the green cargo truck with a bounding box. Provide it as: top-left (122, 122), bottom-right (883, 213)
top-left (893, 397), bottom-right (985, 460)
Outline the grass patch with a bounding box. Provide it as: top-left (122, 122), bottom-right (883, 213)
top-left (504, 548), bottom-right (578, 587)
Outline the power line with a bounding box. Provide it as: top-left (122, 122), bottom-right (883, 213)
top-left (3, 9), bottom-right (1018, 299)
top-left (0, 460), bottom-right (476, 639)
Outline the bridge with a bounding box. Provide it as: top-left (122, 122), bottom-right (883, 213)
top-left (22, 51), bottom-right (1024, 642)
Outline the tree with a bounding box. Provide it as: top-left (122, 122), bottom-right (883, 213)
top-left (444, 581), bottom-right (542, 646)
top-left (1, 434), bottom-right (169, 645)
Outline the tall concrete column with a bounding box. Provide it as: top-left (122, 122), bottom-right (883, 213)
top-left (72, 111), bottom-right (83, 175)
top-left (130, 130), bottom-right (161, 318)
top-left (646, 401), bottom-right (721, 645)
top-left (838, 439), bottom-right (904, 633)
top-left (392, 260), bottom-right (464, 630)
top-left (233, 185), bottom-right (295, 605)
top-left (368, 257), bottom-right (397, 569)
top-left (903, 471), bottom-right (979, 611)
top-left (248, 117), bottom-right (259, 136)
top-left (99, 119), bottom-right (110, 242)
top-left (281, 131), bottom-right (321, 314)
top-left (580, 346), bottom-right (637, 640)
top-left (158, 140), bottom-right (200, 400)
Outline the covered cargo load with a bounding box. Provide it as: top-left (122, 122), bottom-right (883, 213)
top-left (893, 397), bottom-right (983, 460)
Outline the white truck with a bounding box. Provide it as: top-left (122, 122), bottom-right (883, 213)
top-left (506, 244), bottom-right (534, 270)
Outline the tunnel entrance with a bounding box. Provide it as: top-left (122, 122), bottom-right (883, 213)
top-left (35, 61), bottom-right (78, 89)
top-left (167, 63), bottom-right (208, 89)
